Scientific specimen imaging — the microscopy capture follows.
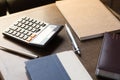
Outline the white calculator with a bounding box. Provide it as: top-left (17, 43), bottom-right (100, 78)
top-left (2, 17), bottom-right (63, 47)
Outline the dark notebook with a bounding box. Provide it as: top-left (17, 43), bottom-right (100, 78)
top-left (96, 32), bottom-right (120, 79)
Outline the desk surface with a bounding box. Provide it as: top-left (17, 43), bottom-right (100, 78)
top-left (0, 3), bottom-right (106, 80)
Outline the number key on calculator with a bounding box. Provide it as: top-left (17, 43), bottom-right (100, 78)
top-left (2, 17), bottom-right (63, 47)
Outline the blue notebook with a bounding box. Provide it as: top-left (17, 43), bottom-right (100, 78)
top-left (25, 55), bottom-right (70, 80)
top-left (25, 50), bottom-right (93, 80)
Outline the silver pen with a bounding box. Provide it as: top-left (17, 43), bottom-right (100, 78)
top-left (65, 24), bottom-right (81, 55)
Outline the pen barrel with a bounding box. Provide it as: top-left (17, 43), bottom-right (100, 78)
top-left (65, 24), bottom-right (81, 55)
top-left (2, 47), bottom-right (38, 59)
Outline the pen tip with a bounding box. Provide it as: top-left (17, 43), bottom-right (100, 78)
top-left (78, 51), bottom-right (81, 54)
top-left (75, 50), bottom-right (81, 56)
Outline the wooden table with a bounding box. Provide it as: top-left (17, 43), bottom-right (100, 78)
top-left (0, 3), bottom-right (106, 80)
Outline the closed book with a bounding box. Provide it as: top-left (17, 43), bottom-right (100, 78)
top-left (56, 0), bottom-right (120, 40)
top-left (96, 32), bottom-right (120, 79)
top-left (25, 50), bottom-right (93, 80)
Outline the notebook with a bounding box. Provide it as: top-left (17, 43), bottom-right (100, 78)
top-left (25, 50), bottom-right (93, 80)
top-left (96, 32), bottom-right (120, 79)
top-left (56, 0), bottom-right (120, 40)
top-left (0, 50), bottom-right (28, 80)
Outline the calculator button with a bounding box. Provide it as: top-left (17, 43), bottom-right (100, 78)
top-left (35, 29), bottom-right (41, 33)
top-left (21, 19), bottom-right (26, 23)
top-left (31, 28), bottom-right (36, 32)
top-left (31, 34), bottom-right (36, 38)
top-left (32, 20), bottom-right (37, 23)
top-left (16, 28), bottom-right (22, 32)
top-left (32, 23), bottom-right (37, 27)
top-left (25, 21), bottom-right (29, 25)
top-left (23, 30), bottom-right (28, 34)
top-left (23, 35), bottom-right (28, 40)
top-left (28, 22), bottom-right (33, 26)
top-left (29, 19), bottom-right (33, 22)
top-left (42, 23), bottom-right (46, 27)
top-left (20, 29), bottom-right (25, 33)
top-left (19, 34), bottom-right (24, 38)
top-left (17, 22), bottom-right (22, 27)
top-left (12, 31), bottom-right (17, 35)
top-left (35, 25), bottom-right (40, 29)
top-left (26, 37), bottom-right (32, 42)
top-left (26, 17), bottom-right (30, 21)
top-left (7, 29), bottom-right (14, 34)
top-left (10, 26), bottom-right (18, 30)
top-left (21, 24), bottom-right (25, 28)
top-left (26, 34), bottom-right (36, 42)
top-left (27, 32), bottom-right (32, 36)
top-left (28, 27), bottom-right (33, 31)
top-left (36, 21), bottom-right (40, 24)
top-left (14, 22), bottom-right (19, 26)
top-left (24, 25), bottom-right (29, 30)
top-left (15, 32), bottom-right (21, 37)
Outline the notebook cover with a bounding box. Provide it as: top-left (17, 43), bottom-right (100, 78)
top-left (56, 0), bottom-right (120, 40)
top-left (25, 50), bottom-right (93, 80)
top-left (25, 55), bottom-right (70, 80)
top-left (96, 32), bottom-right (120, 79)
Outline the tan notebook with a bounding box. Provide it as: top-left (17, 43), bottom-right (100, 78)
top-left (56, 0), bottom-right (120, 40)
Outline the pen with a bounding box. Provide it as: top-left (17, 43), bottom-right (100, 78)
top-left (65, 24), bottom-right (81, 55)
top-left (0, 46), bottom-right (39, 59)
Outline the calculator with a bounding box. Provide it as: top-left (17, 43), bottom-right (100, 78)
top-left (2, 17), bottom-right (63, 47)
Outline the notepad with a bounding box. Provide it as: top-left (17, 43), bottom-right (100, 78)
top-left (25, 50), bottom-right (93, 80)
top-left (56, 0), bottom-right (120, 40)
top-left (96, 33), bottom-right (120, 79)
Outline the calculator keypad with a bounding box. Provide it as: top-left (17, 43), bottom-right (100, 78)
top-left (3, 17), bottom-right (48, 42)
